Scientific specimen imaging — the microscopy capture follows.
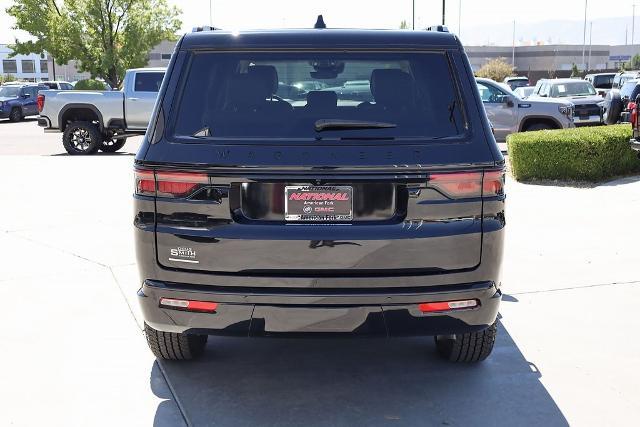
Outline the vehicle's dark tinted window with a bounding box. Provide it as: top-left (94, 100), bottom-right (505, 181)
top-left (42, 82), bottom-right (57, 89)
top-left (171, 51), bottom-right (465, 141)
top-left (134, 72), bottom-right (164, 92)
top-left (593, 75), bottom-right (613, 89)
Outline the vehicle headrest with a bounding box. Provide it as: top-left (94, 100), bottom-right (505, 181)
top-left (224, 74), bottom-right (268, 109)
top-left (306, 91), bottom-right (337, 109)
top-left (370, 69), bottom-right (414, 107)
top-left (248, 65), bottom-right (278, 95)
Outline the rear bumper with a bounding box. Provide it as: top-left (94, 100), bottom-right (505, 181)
top-left (139, 279), bottom-right (501, 337)
top-left (630, 138), bottom-right (640, 151)
top-left (37, 116), bottom-right (51, 128)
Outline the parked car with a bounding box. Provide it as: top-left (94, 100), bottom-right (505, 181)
top-left (503, 76), bottom-right (529, 90)
top-left (40, 81), bottom-right (74, 90)
top-left (584, 72), bottom-right (615, 97)
top-left (513, 86), bottom-right (535, 99)
top-left (476, 78), bottom-right (574, 141)
top-left (0, 83), bottom-right (49, 122)
top-left (135, 24), bottom-right (506, 363)
top-left (37, 68), bottom-right (165, 154)
top-left (529, 78), bottom-right (603, 126)
top-left (292, 80), bottom-right (328, 92)
top-left (603, 79), bottom-right (640, 124)
top-left (613, 70), bottom-right (640, 89)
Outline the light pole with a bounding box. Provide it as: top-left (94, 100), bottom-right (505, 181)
top-left (633, 4), bottom-right (636, 45)
top-left (585, 21), bottom-right (593, 71)
top-left (412, 0), bottom-right (415, 30)
top-left (458, 0), bottom-right (462, 37)
top-left (442, 0), bottom-right (446, 25)
top-left (512, 21), bottom-right (516, 67)
top-left (209, 0), bottom-right (213, 27)
top-left (582, 0), bottom-right (588, 71)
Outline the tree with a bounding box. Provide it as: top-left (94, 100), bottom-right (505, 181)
top-left (475, 58), bottom-right (514, 82)
top-left (625, 54), bottom-right (640, 70)
top-left (399, 20), bottom-right (409, 29)
top-left (570, 63), bottom-right (580, 78)
top-left (7, 0), bottom-right (181, 89)
top-left (0, 74), bottom-right (17, 84)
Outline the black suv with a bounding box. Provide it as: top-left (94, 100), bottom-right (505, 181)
top-left (134, 23), bottom-right (506, 363)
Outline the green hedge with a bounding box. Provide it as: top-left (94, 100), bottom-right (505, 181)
top-left (74, 79), bottom-right (107, 90)
top-left (507, 124), bottom-right (640, 182)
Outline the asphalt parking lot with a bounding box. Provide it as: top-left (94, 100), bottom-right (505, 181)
top-left (1, 119), bottom-right (639, 426)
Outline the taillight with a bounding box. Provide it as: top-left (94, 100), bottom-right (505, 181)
top-left (427, 170), bottom-right (504, 198)
top-left (629, 102), bottom-right (637, 128)
top-left (134, 168), bottom-right (209, 198)
top-left (418, 299), bottom-right (479, 313)
top-left (37, 94), bottom-right (45, 113)
top-left (159, 297), bottom-right (218, 313)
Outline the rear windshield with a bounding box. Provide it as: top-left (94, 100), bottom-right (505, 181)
top-left (170, 51), bottom-right (466, 141)
top-left (593, 74), bottom-right (614, 89)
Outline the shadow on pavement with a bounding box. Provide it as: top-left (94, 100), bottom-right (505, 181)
top-left (154, 322), bottom-right (568, 426)
top-left (150, 362), bottom-right (188, 427)
top-left (0, 118), bottom-right (37, 124)
top-left (49, 151), bottom-right (136, 157)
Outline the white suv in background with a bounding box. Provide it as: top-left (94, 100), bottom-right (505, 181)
top-left (477, 78), bottom-right (574, 141)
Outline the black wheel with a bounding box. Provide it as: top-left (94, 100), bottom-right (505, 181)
top-left (603, 89), bottom-right (623, 125)
top-left (525, 122), bottom-right (552, 132)
top-left (9, 108), bottom-right (22, 122)
top-left (434, 322), bottom-right (497, 363)
top-left (144, 322), bottom-right (207, 361)
top-left (62, 121), bottom-right (102, 155)
top-left (100, 137), bottom-right (126, 153)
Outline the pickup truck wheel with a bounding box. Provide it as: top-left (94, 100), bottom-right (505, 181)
top-left (62, 121), bottom-right (102, 155)
top-left (9, 108), bottom-right (22, 122)
top-left (144, 322), bottom-right (207, 360)
top-left (100, 137), bottom-right (127, 153)
top-left (434, 321), bottom-right (497, 363)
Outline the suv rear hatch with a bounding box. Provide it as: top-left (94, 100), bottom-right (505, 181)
top-left (138, 47), bottom-right (501, 276)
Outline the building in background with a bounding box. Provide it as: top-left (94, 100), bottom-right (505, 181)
top-left (466, 44), bottom-right (640, 84)
top-left (0, 44), bottom-right (49, 81)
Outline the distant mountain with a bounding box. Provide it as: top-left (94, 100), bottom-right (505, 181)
top-left (459, 16), bottom-right (639, 46)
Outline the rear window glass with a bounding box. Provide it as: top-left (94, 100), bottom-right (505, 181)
top-left (134, 72), bottom-right (164, 92)
top-left (170, 51), bottom-right (466, 141)
top-left (593, 75), bottom-right (613, 89)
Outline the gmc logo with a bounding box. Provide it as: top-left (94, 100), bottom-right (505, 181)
top-left (289, 192), bottom-right (349, 201)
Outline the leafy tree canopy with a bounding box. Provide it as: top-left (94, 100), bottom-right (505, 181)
top-left (475, 57), bottom-right (514, 82)
top-left (7, 0), bottom-right (181, 88)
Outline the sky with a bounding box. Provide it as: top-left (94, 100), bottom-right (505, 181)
top-left (1, 0), bottom-right (640, 46)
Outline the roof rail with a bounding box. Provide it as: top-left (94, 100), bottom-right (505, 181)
top-left (192, 25), bottom-right (221, 32)
top-left (427, 25), bottom-right (449, 33)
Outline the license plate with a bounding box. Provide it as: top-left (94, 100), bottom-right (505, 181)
top-left (284, 186), bottom-right (353, 221)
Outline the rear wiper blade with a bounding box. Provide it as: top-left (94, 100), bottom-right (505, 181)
top-left (314, 119), bottom-right (397, 132)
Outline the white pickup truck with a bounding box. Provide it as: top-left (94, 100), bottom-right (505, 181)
top-left (37, 68), bottom-right (165, 154)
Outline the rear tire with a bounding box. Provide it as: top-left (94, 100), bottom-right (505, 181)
top-left (99, 137), bottom-right (126, 153)
top-left (434, 322), bottom-right (497, 363)
top-left (525, 122), bottom-right (552, 131)
top-left (9, 108), bottom-right (22, 122)
top-left (62, 121), bottom-right (102, 155)
top-left (144, 322), bottom-right (207, 361)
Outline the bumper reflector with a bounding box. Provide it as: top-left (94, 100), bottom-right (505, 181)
top-left (418, 299), bottom-right (478, 313)
top-left (159, 298), bottom-right (218, 313)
